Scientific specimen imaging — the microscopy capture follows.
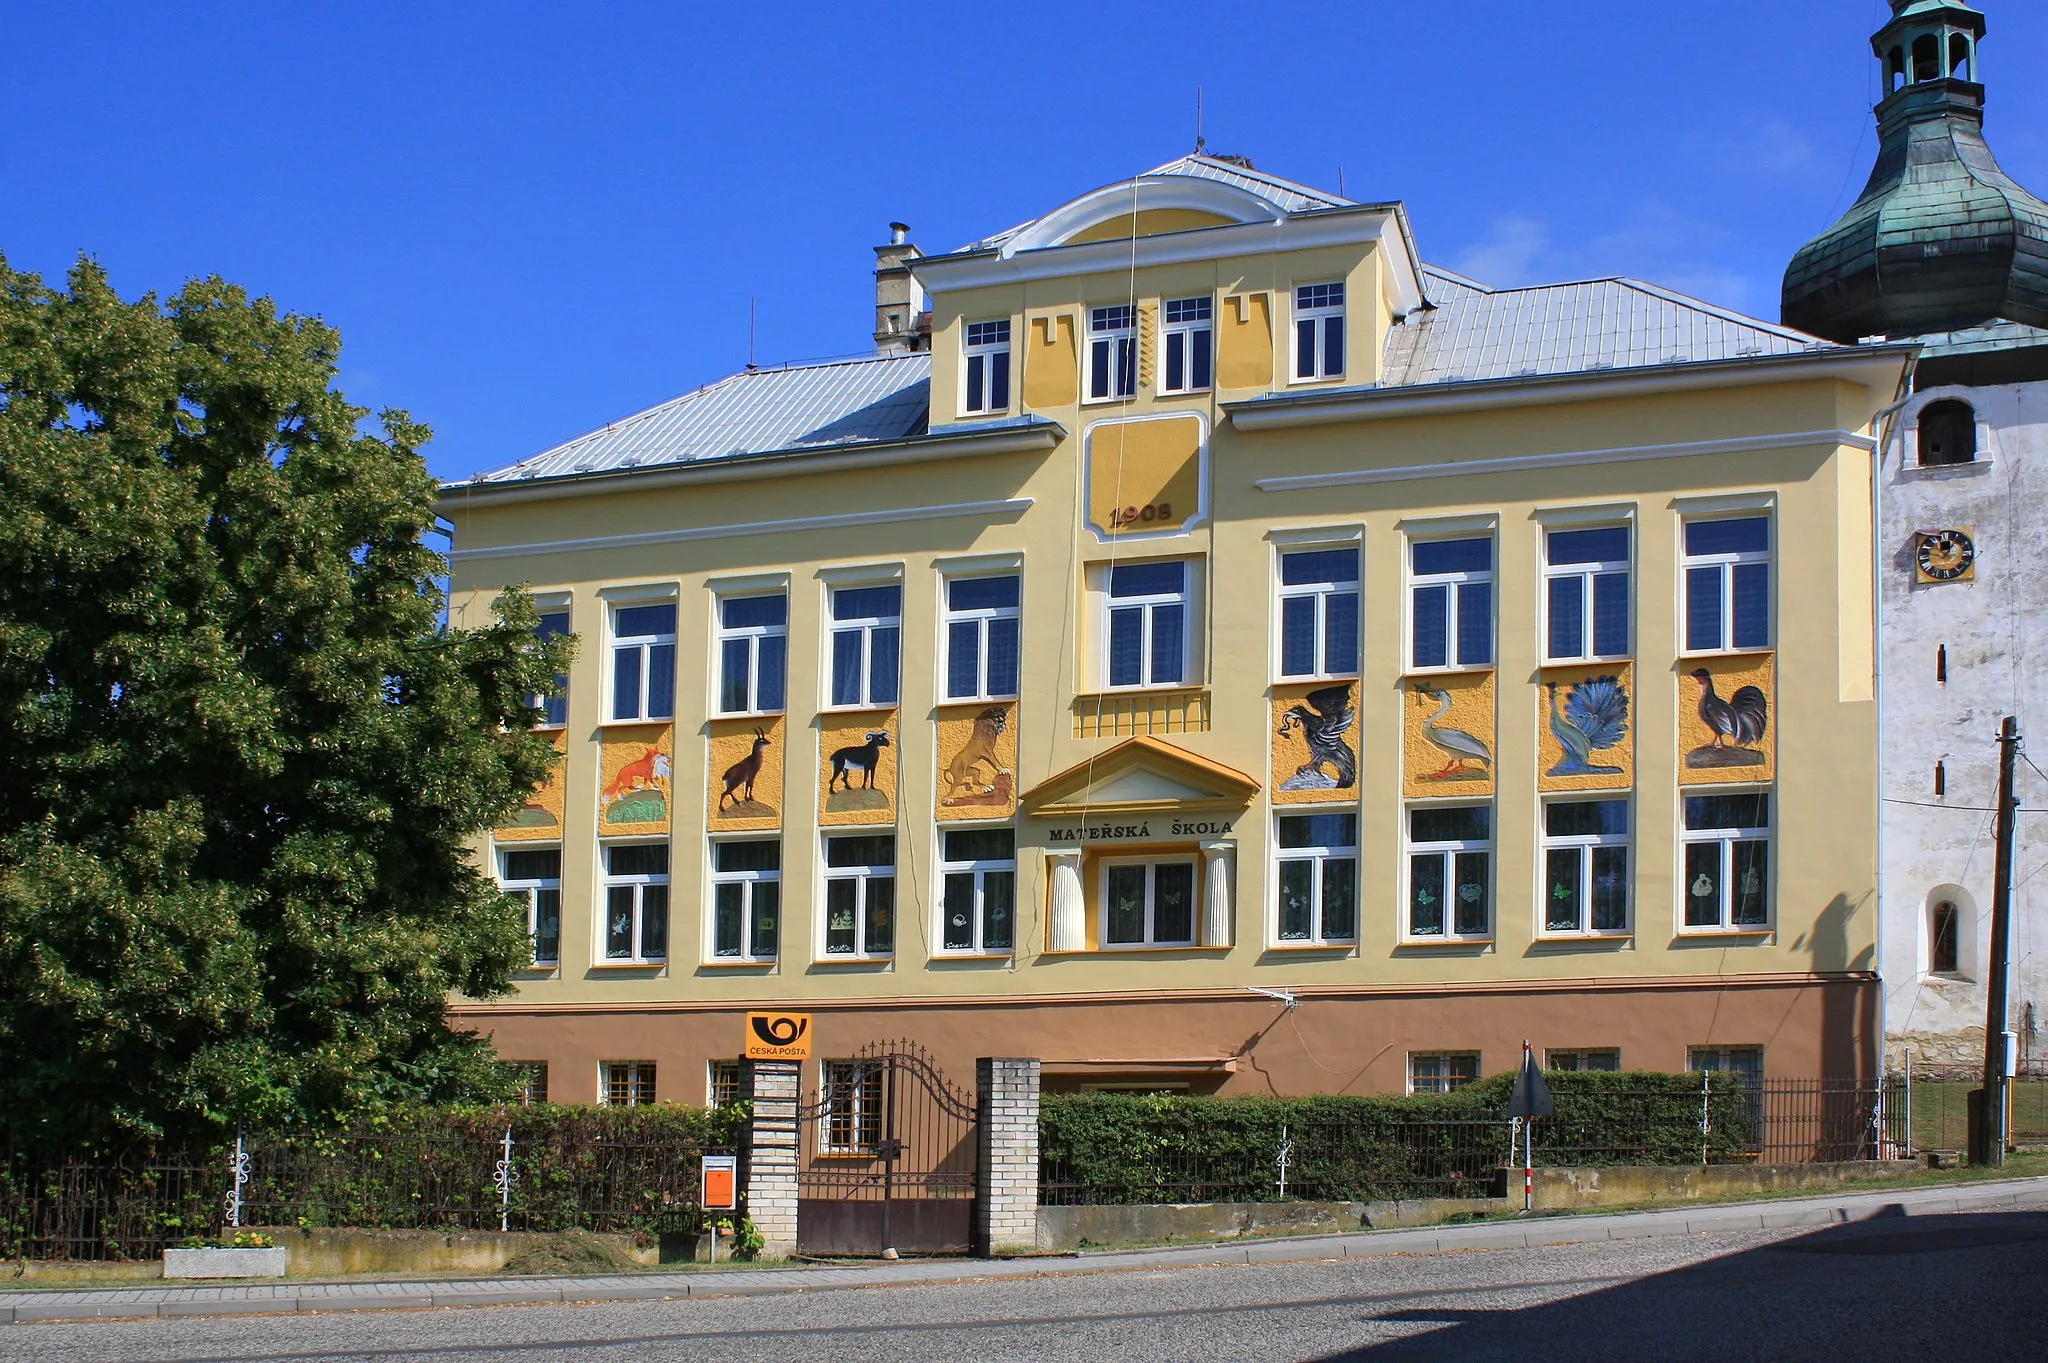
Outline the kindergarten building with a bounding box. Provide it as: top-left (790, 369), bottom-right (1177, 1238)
top-left (441, 151), bottom-right (1908, 1103)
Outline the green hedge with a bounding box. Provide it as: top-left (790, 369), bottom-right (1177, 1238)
top-left (1039, 1072), bottom-right (1755, 1206)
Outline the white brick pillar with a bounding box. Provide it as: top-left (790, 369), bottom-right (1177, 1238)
top-left (1047, 851), bottom-right (1085, 952)
top-left (742, 1059), bottom-right (801, 1257)
top-left (1201, 839), bottom-right (1236, 947)
top-left (974, 1057), bottom-right (1041, 1256)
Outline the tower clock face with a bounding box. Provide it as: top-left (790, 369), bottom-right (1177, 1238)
top-left (1917, 529), bottom-right (1977, 582)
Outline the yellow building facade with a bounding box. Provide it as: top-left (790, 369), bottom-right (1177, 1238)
top-left (442, 157), bottom-right (1910, 1103)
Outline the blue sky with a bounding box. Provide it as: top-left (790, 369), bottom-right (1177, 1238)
top-left (5, 1), bottom-right (2045, 483)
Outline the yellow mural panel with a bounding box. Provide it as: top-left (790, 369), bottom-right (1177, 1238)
top-left (1403, 673), bottom-right (1496, 799)
top-left (819, 709), bottom-right (899, 827)
top-left (496, 732), bottom-right (567, 841)
top-left (1271, 681), bottom-right (1359, 806)
top-left (1536, 665), bottom-right (1635, 794)
top-left (1085, 415), bottom-right (1203, 539)
top-left (935, 702), bottom-right (1017, 821)
top-left (598, 724), bottom-right (674, 836)
top-left (1022, 313), bottom-right (1077, 409)
top-left (1217, 291), bottom-right (1273, 389)
top-left (707, 716), bottom-right (784, 833)
top-left (1678, 654), bottom-right (1775, 786)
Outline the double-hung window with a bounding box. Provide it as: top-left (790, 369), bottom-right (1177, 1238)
top-left (823, 834), bottom-right (895, 957)
top-left (707, 1059), bottom-right (743, 1107)
top-left (609, 603), bottom-right (677, 722)
top-left (1409, 538), bottom-right (1494, 670)
top-left (1160, 296), bottom-right (1213, 394)
top-left (821, 1060), bottom-right (883, 1152)
top-left (1682, 791), bottom-right (1770, 930)
top-left (1106, 560), bottom-right (1187, 689)
top-left (1544, 527), bottom-right (1630, 662)
top-left (531, 611), bottom-right (571, 727)
top-left (601, 1061), bottom-right (656, 1107)
top-left (1409, 1052), bottom-right (1480, 1094)
top-left (963, 320), bottom-right (1012, 415)
top-left (1406, 804), bottom-right (1492, 939)
top-left (1278, 547), bottom-right (1361, 678)
top-left (829, 584), bottom-right (901, 708)
top-left (1293, 282), bottom-right (1345, 380)
top-left (1276, 812), bottom-right (1358, 945)
top-left (499, 847), bottom-right (562, 966)
top-left (1541, 799), bottom-right (1631, 936)
top-left (1683, 517), bottom-right (1771, 653)
top-left (602, 842), bottom-right (669, 962)
top-left (716, 594), bottom-right (787, 714)
top-left (710, 839), bottom-right (779, 961)
top-left (1102, 859), bottom-right (1197, 947)
top-left (940, 827), bottom-right (1016, 954)
top-left (944, 575), bottom-right (1021, 700)
top-left (1087, 304), bottom-right (1137, 401)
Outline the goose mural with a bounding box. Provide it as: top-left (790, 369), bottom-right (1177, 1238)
top-left (1415, 685), bottom-right (1492, 781)
top-left (1546, 676), bottom-right (1630, 778)
top-left (1687, 668), bottom-right (1769, 769)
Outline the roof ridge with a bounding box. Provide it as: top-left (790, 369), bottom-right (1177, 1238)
top-left (1144, 153), bottom-right (1348, 206)
top-left (1613, 278), bottom-right (1834, 345)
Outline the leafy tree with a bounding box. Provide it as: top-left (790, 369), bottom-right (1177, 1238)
top-left (0, 255), bottom-right (572, 1154)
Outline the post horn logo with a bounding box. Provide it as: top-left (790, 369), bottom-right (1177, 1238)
top-left (744, 1012), bottom-right (812, 1059)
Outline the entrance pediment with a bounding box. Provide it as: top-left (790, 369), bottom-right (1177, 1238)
top-left (1021, 735), bottom-right (1261, 818)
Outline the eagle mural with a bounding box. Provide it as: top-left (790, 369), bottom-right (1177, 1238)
top-left (1277, 684), bottom-right (1357, 792)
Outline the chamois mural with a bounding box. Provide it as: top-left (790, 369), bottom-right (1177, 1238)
top-left (707, 716), bottom-right (783, 831)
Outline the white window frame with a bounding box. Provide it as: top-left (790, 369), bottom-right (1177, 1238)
top-left (818, 1060), bottom-right (883, 1154)
top-left (1406, 536), bottom-right (1495, 673)
top-left (1403, 802), bottom-right (1494, 942)
top-left (714, 592), bottom-right (787, 716)
top-left (599, 840), bottom-right (669, 963)
top-left (530, 609), bottom-right (571, 728)
top-left (1681, 516), bottom-right (1773, 656)
top-left (1100, 559), bottom-right (1192, 691)
top-left (826, 582), bottom-right (902, 711)
top-left (599, 1061), bottom-right (656, 1107)
top-left (941, 573), bottom-right (1021, 702)
top-left (822, 834), bottom-right (896, 959)
top-left (962, 319), bottom-right (1012, 416)
top-left (1408, 1052), bottom-right (1481, 1094)
top-left (1276, 544), bottom-right (1362, 681)
top-left (1539, 798), bottom-right (1632, 939)
top-left (1542, 525), bottom-right (1632, 664)
top-left (1159, 295), bottom-right (1214, 395)
top-left (708, 837), bottom-right (780, 963)
top-left (1681, 789), bottom-right (1772, 934)
top-left (1291, 281), bottom-right (1346, 382)
top-left (707, 1059), bottom-right (743, 1107)
top-left (1098, 856), bottom-right (1199, 949)
top-left (497, 845), bottom-right (563, 967)
top-left (607, 600), bottom-right (677, 723)
top-left (1273, 811), bottom-right (1359, 947)
top-left (1086, 303), bottom-right (1138, 403)
top-left (938, 825), bottom-right (1018, 956)
top-left (1545, 1049), bottom-right (1622, 1072)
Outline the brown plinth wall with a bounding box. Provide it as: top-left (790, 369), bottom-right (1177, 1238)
top-left (457, 975), bottom-right (1878, 1103)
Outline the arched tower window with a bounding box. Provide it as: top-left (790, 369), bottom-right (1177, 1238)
top-left (1949, 33), bottom-right (1973, 82)
top-left (1919, 400), bottom-right (1977, 466)
top-left (1913, 33), bottom-right (1941, 83)
top-left (1931, 901), bottom-right (1960, 974)
top-left (1888, 46), bottom-right (1907, 93)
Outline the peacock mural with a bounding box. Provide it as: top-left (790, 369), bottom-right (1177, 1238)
top-left (1545, 676), bottom-right (1630, 778)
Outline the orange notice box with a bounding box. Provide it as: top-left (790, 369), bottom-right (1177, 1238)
top-left (701, 1154), bottom-right (738, 1211)
top-left (744, 1012), bottom-right (813, 1061)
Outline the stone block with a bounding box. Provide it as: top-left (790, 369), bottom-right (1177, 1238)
top-left (162, 1247), bottom-right (288, 1279)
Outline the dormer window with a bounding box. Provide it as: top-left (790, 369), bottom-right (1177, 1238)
top-left (1293, 282), bottom-right (1345, 381)
top-left (963, 320), bottom-right (1011, 415)
top-left (1160, 297), bottom-right (1214, 394)
top-left (1088, 305), bottom-right (1138, 401)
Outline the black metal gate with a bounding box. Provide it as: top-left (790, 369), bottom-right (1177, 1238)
top-left (796, 1040), bottom-right (977, 1256)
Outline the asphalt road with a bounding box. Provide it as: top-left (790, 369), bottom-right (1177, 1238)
top-left (6, 1209), bottom-right (2046, 1362)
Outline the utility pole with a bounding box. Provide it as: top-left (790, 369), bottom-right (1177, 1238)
top-left (1978, 716), bottom-right (2021, 1167)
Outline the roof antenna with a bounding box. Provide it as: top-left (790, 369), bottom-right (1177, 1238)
top-left (746, 295), bottom-right (757, 372)
top-left (1338, 163), bottom-right (1346, 198)
top-left (1194, 85), bottom-right (1205, 155)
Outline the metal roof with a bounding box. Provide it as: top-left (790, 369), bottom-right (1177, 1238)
top-left (457, 353), bottom-right (931, 486)
top-left (961, 155), bottom-right (1350, 252)
top-left (1420, 264), bottom-right (1494, 304)
top-left (1381, 278), bottom-right (1833, 388)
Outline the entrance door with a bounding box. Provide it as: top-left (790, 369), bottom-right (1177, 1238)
top-left (796, 1040), bottom-right (978, 1256)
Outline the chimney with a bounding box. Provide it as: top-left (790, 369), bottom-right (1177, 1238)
top-left (873, 222), bottom-right (929, 355)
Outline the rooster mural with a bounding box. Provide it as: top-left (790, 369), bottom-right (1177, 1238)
top-left (1545, 676), bottom-right (1630, 778)
top-left (1688, 669), bottom-right (1769, 769)
top-left (1277, 684), bottom-right (1357, 791)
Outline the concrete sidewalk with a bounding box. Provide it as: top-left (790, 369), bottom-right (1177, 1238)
top-left (6, 1176), bottom-right (2045, 1325)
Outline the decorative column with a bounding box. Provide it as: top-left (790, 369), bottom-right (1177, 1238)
top-left (1201, 840), bottom-right (1236, 948)
top-left (974, 1057), bottom-right (1042, 1256)
top-left (742, 1059), bottom-right (801, 1257)
top-left (1047, 850), bottom-right (1085, 952)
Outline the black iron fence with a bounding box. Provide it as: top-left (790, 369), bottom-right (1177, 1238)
top-left (1, 1107), bottom-right (739, 1261)
top-left (1901, 1064), bottom-right (2048, 1153)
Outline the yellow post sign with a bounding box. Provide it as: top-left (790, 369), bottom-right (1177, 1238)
top-left (744, 1012), bottom-right (813, 1061)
